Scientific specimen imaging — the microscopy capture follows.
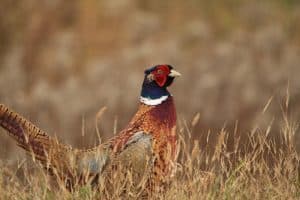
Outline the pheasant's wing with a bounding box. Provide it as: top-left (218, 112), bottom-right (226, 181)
top-left (74, 143), bottom-right (111, 185)
top-left (103, 131), bottom-right (154, 189)
top-left (71, 131), bottom-right (153, 188)
top-left (0, 104), bottom-right (76, 178)
top-left (115, 131), bottom-right (153, 171)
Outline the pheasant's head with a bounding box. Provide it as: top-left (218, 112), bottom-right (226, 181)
top-left (140, 65), bottom-right (181, 105)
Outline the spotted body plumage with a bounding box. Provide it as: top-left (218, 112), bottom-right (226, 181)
top-left (0, 65), bottom-right (181, 192)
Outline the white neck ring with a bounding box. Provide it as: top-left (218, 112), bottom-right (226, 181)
top-left (139, 95), bottom-right (169, 106)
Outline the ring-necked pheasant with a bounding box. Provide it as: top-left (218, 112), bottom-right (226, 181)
top-left (0, 65), bottom-right (181, 192)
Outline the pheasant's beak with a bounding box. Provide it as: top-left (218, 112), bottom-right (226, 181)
top-left (169, 69), bottom-right (181, 77)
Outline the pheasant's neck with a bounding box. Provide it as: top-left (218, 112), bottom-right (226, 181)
top-left (140, 81), bottom-right (170, 106)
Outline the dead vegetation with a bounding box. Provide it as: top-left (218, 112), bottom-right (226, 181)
top-left (0, 98), bottom-right (299, 199)
top-left (0, 0), bottom-right (300, 199)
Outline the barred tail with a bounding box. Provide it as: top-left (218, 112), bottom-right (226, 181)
top-left (0, 104), bottom-right (72, 166)
top-left (0, 104), bottom-right (109, 187)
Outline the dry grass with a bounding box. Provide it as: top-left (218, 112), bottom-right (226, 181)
top-left (0, 0), bottom-right (300, 199)
top-left (0, 0), bottom-right (300, 151)
top-left (0, 101), bottom-right (299, 199)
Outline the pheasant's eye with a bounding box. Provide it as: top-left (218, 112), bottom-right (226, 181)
top-left (157, 69), bottom-right (163, 74)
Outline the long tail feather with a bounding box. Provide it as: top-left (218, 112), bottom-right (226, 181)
top-left (0, 104), bottom-right (110, 187)
top-left (0, 104), bottom-right (75, 176)
top-left (1, 104), bottom-right (48, 154)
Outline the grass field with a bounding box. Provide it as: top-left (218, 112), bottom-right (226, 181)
top-left (0, 0), bottom-right (300, 199)
top-left (0, 97), bottom-right (299, 199)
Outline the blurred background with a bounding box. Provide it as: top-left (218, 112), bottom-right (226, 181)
top-left (0, 0), bottom-right (300, 160)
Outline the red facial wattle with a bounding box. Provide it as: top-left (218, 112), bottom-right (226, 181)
top-left (155, 75), bottom-right (167, 87)
top-left (153, 65), bottom-right (170, 87)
